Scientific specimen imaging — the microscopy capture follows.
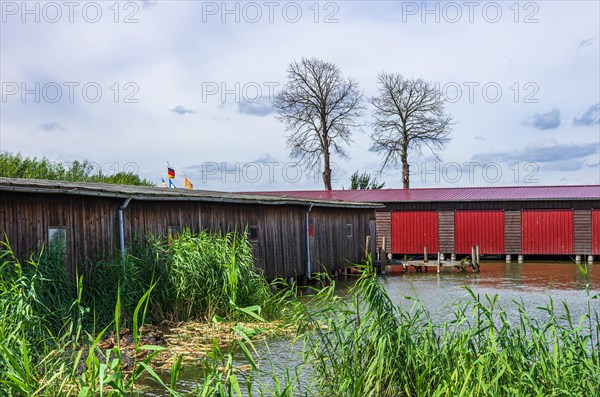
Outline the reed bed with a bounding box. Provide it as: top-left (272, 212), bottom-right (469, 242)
top-left (0, 230), bottom-right (285, 396)
top-left (298, 265), bottom-right (600, 397)
top-left (1, 232), bottom-right (599, 396)
top-left (85, 228), bottom-right (280, 328)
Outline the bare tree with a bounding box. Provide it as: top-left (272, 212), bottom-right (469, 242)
top-left (370, 72), bottom-right (453, 189)
top-left (274, 57), bottom-right (363, 190)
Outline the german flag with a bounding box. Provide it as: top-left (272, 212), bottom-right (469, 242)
top-left (167, 167), bottom-right (175, 179)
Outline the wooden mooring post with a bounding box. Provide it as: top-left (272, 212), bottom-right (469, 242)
top-left (470, 245), bottom-right (480, 273)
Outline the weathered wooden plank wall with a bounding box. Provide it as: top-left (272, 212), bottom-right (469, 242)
top-left (504, 210), bottom-right (522, 255)
top-left (0, 193), bottom-right (119, 275)
top-left (375, 211), bottom-right (391, 254)
top-left (573, 210), bottom-right (592, 255)
top-left (309, 207), bottom-right (373, 273)
top-left (438, 210), bottom-right (455, 253)
top-left (1, 191), bottom-right (375, 279)
top-left (123, 200), bottom-right (309, 279)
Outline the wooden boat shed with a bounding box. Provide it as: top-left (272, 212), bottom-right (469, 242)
top-left (0, 178), bottom-right (380, 279)
top-left (246, 185), bottom-right (600, 261)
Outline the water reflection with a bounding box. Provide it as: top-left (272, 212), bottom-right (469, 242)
top-left (377, 262), bottom-right (599, 325)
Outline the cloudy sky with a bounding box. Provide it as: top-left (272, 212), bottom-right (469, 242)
top-left (1, 0), bottom-right (599, 190)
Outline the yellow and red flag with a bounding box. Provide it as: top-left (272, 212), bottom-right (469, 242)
top-left (184, 176), bottom-right (193, 190)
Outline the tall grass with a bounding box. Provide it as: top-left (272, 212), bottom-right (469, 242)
top-left (298, 263), bottom-right (600, 396)
top-left (0, 229), bottom-right (285, 396)
top-left (155, 229), bottom-right (274, 321)
top-left (2, 233), bottom-right (598, 396)
top-left (83, 228), bottom-right (277, 327)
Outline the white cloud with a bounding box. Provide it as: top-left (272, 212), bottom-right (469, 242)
top-left (1, 1), bottom-right (599, 188)
top-left (523, 109), bottom-right (561, 130)
top-left (573, 103), bottom-right (600, 127)
top-left (170, 105), bottom-right (195, 115)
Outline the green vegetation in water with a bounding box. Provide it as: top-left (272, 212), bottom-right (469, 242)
top-left (295, 264), bottom-right (600, 396)
top-left (1, 234), bottom-right (599, 396)
top-left (0, 152), bottom-right (154, 186)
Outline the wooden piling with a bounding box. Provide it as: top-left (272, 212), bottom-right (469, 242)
top-left (437, 252), bottom-right (441, 274)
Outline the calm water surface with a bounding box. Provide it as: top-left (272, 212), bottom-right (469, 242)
top-left (379, 261), bottom-right (599, 322)
top-left (142, 262), bottom-right (600, 395)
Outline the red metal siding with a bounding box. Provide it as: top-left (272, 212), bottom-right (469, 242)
top-left (455, 210), bottom-right (504, 254)
top-left (522, 210), bottom-right (574, 255)
top-left (593, 210), bottom-right (600, 255)
top-left (391, 211), bottom-right (438, 254)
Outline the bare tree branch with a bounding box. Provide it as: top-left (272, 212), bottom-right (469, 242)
top-left (369, 72), bottom-right (453, 189)
top-left (274, 57), bottom-right (364, 190)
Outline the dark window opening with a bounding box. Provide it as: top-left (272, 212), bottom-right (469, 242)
top-left (48, 227), bottom-right (67, 255)
top-left (167, 226), bottom-right (180, 244)
top-left (248, 225), bottom-right (259, 241)
top-left (346, 223), bottom-right (353, 239)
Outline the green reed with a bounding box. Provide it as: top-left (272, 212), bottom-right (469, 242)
top-left (2, 233), bottom-right (598, 396)
top-left (297, 262), bottom-right (600, 397)
top-left (0, 230), bottom-right (285, 396)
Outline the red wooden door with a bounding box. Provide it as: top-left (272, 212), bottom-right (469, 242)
top-left (592, 210), bottom-right (600, 255)
top-left (391, 211), bottom-right (438, 254)
top-left (522, 210), bottom-right (574, 255)
top-left (455, 210), bottom-right (504, 254)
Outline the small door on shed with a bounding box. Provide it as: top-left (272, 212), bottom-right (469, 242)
top-left (522, 210), bottom-right (574, 255)
top-left (391, 211), bottom-right (438, 254)
top-left (454, 210), bottom-right (504, 254)
top-left (592, 210), bottom-right (600, 255)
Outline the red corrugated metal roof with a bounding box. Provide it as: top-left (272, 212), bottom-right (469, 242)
top-left (244, 185), bottom-right (600, 203)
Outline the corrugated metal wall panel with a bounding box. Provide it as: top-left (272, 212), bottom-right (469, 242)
top-left (391, 211), bottom-right (438, 254)
top-left (592, 210), bottom-right (600, 255)
top-left (522, 210), bottom-right (574, 255)
top-left (504, 210), bottom-right (522, 254)
top-left (455, 210), bottom-right (504, 254)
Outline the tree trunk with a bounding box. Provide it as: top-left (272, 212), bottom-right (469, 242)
top-left (322, 127), bottom-right (332, 190)
top-left (322, 145), bottom-right (332, 190)
top-left (401, 143), bottom-right (409, 189)
top-left (322, 167), bottom-right (332, 190)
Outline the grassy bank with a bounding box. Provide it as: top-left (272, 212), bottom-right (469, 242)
top-left (0, 230), bottom-right (286, 396)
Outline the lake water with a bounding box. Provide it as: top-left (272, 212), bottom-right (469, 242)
top-left (142, 262), bottom-right (600, 395)
top-left (380, 261), bottom-right (599, 322)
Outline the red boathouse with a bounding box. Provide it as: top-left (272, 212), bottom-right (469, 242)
top-left (246, 185), bottom-right (600, 262)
